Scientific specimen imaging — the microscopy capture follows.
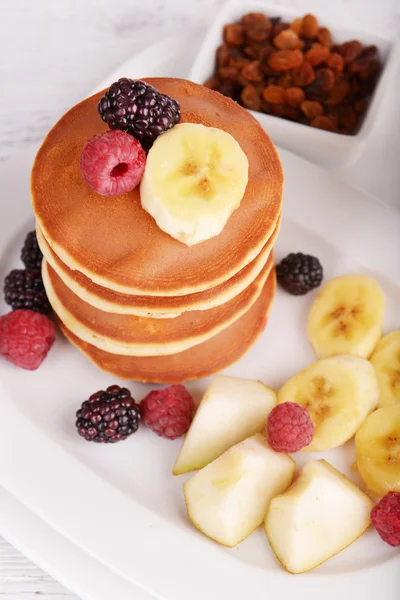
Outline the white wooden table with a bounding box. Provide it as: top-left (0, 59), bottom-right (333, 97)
top-left (0, 0), bottom-right (399, 597)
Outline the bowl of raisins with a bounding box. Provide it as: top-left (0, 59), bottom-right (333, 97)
top-left (189, 0), bottom-right (399, 167)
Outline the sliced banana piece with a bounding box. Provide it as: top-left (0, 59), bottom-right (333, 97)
top-left (355, 405), bottom-right (400, 498)
top-left (307, 274), bottom-right (385, 359)
top-left (370, 330), bottom-right (400, 408)
top-left (278, 355), bottom-right (379, 452)
top-left (140, 123), bottom-right (249, 246)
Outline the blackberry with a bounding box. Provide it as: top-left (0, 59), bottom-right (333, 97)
top-left (4, 269), bottom-right (52, 314)
top-left (98, 78), bottom-right (181, 148)
top-left (76, 385), bottom-right (142, 443)
top-left (21, 230), bottom-right (43, 270)
top-left (276, 253), bottom-right (323, 295)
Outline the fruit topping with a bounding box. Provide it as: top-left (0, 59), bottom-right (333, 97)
top-left (266, 401), bottom-right (314, 453)
top-left (184, 434), bottom-right (295, 547)
top-left (75, 385), bottom-right (141, 443)
top-left (173, 375), bottom-right (276, 474)
top-left (21, 230), bottom-right (43, 270)
top-left (307, 274), bottom-right (385, 359)
top-left (371, 492), bottom-right (400, 547)
top-left (141, 384), bottom-right (194, 440)
top-left (4, 268), bottom-right (52, 314)
top-left (80, 130), bottom-right (146, 196)
top-left (265, 460), bottom-right (375, 573)
top-left (370, 330), bottom-right (400, 408)
top-left (278, 355), bottom-right (379, 452)
top-left (98, 78), bottom-right (180, 147)
top-left (0, 309), bottom-right (56, 370)
top-left (140, 123), bottom-right (249, 246)
top-left (355, 405), bottom-right (400, 498)
top-left (276, 252), bottom-right (323, 295)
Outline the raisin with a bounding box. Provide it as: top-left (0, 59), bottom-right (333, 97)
top-left (305, 44), bottom-right (330, 67)
top-left (268, 49), bottom-right (303, 71)
top-left (285, 87), bottom-right (305, 107)
top-left (324, 79), bottom-right (350, 106)
top-left (244, 45), bottom-right (258, 59)
top-left (338, 40), bottom-right (363, 64)
top-left (262, 84), bottom-right (286, 104)
top-left (337, 105), bottom-right (358, 132)
top-left (241, 60), bottom-right (264, 82)
top-left (290, 18), bottom-right (303, 35)
top-left (317, 27), bottom-right (332, 48)
top-left (358, 58), bottom-right (380, 80)
top-left (310, 115), bottom-right (337, 131)
top-left (271, 22), bottom-right (290, 38)
top-left (302, 14), bottom-right (318, 39)
top-left (217, 79), bottom-right (238, 99)
top-left (241, 12), bottom-right (272, 31)
top-left (219, 66), bottom-right (239, 80)
top-left (274, 29), bottom-right (301, 50)
top-left (246, 27), bottom-right (270, 43)
top-left (354, 98), bottom-right (367, 113)
top-left (326, 53), bottom-right (344, 73)
top-left (204, 76), bottom-right (220, 90)
top-left (224, 24), bottom-right (245, 46)
top-left (277, 72), bottom-right (293, 89)
top-left (241, 85), bottom-right (261, 111)
top-left (291, 61), bottom-right (315, 86)
top-left (300, 100), bottom-right (324, 120)
top-left (271, 104), bottom-right (301, 120)
top-left (216, 45), bottom-right (230, 68)
top-left (306, 68), bottom-right (335, 98)
top-left (229, 54), bottom-right (250, 70)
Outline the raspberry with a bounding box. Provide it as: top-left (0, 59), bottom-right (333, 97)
top-left (276, 253), bottom-right (323, 295)
top-left (4, 268), bottom-right (52, 314)
top-left (141, 384), bottom-right (195, 440)
top-left (371, 492), bottom-right (400, 547)
top-left (266, 402), bottom-right (314, 453)
top-left (21, 230), bottom-right (43, 270)
top-left (80, 130), bottom-right (146, 196)
top-left (76, 385), bottom-right (141, 443)
top-left (0, 309), bottom-right (56, 370)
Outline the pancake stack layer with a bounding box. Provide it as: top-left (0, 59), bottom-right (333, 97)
top-left (31, 78), bottom-right (283, 383)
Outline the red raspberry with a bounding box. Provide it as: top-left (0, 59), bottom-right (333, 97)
top-left (80, 130), bottom-right (146, 196)
top-left (266, 402), bottom-right (314, 453)
top-left (0, 309), bottom-right (56, 370)
top-left (141, 384), bottom-right (195, 440)
top-left (371, 492), bottom-right (400, 547)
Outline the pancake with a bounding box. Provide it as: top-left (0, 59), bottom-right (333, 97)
top-left (43, 254), bottom-right (273, 356)
top-left (58, 269), bottom-right (276, 383)
top-left (32, 78), bottom-right (283, 296)
top-left (36, 214), bottom-right (280, 317)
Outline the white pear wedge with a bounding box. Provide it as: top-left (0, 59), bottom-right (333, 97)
top-left (184, 434), bottom-right (295, 548)
top-left (265, 460), bottom-right (375, 574)
top-left (173, 375), bottom-right (277, 475)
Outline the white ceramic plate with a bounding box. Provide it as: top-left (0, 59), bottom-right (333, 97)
top-left (0, 32), bottom-right (399, 600)
top-left (0, 488), bottom-right (154, 600)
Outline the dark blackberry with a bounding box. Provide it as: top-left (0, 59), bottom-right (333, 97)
top-left (4, 269), bottom-right (52, 314)
top-left (76, 385), bottom-right (142, 443)
top-left (276, 253), bottom-right (323, 295)
top-left (98, 78), bottom-right (181, 148)
top-left (21, 230), bottom-right (43, 270)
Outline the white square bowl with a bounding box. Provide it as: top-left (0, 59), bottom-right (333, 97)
top-left (189, 0), bottom-right (399, 168)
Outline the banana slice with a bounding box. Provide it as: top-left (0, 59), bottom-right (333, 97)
top-left (278, 355), bottom-right (379, 452)
top-left (370, 330), bottom-right (400, 408)
top-left (355, 405), bottom-right (400, 498)
top-left (307, 275), bottom-right (385, 359)
top-left (140, 123), bottom-right (249, 246)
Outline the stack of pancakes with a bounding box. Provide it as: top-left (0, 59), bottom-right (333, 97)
top-left (31, 78), bottom-right (283, 383)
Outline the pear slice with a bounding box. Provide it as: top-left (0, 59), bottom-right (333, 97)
top-left (265, 460), bottom-right (375, 574)
top-left (173, 375), bottom-right (276, 475)
top-left (184, 434), bottom-right (295, 548)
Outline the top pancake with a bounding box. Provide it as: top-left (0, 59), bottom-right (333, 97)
top-left (32, 78), bottom-right (283, 296)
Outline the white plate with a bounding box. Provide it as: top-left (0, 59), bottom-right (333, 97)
top-left (0, 33), bottom-right (399, 600)
top-left (0, 488), bottom-right (154, 600)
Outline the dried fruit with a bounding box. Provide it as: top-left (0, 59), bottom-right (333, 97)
top-left (241, 60), bottom-right (263, 82)
top-left (216, 44), bottom-right (230, 67)
top-left (290, 18), bottom-right (303, 35)
top-left (291, 61), bottom-right (315, 87)
top-left (310, 115), bottom-right (337, 131)
top-left (270, 22), bottom-right (289, 39)
top-left (338, 40), bottom-right (363, 64)
top-left (224, 23), bottom-right (244, 46)
top-left (204, 76), bottom-right (220, 90)
top-left (300, 100), bottom-right (324, 120)
top-left (305, 44), bottom-right (330, 67)
top-left (241, 85), bottom-right (261, 111)
top-left (273, 29), bottom-right (300, 49)
top-left (324, 79), bottom-right (350, 107)
top-left (241, 12), bottom-right (271, 31)
top-left (262, 84), bottom-right (286, 104)
top-left (317, 27), bottom-right (332, 48)
top-left (302, 14), bottom-right (318, 39)
top-left (326, 52), bottom-right (344, 73)
top-left (306, 68), bottom-right (335, 98)
top-left (268, 49), bottom-right (303, 71)
top-left (285, 87), bottom-right (305, 107)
